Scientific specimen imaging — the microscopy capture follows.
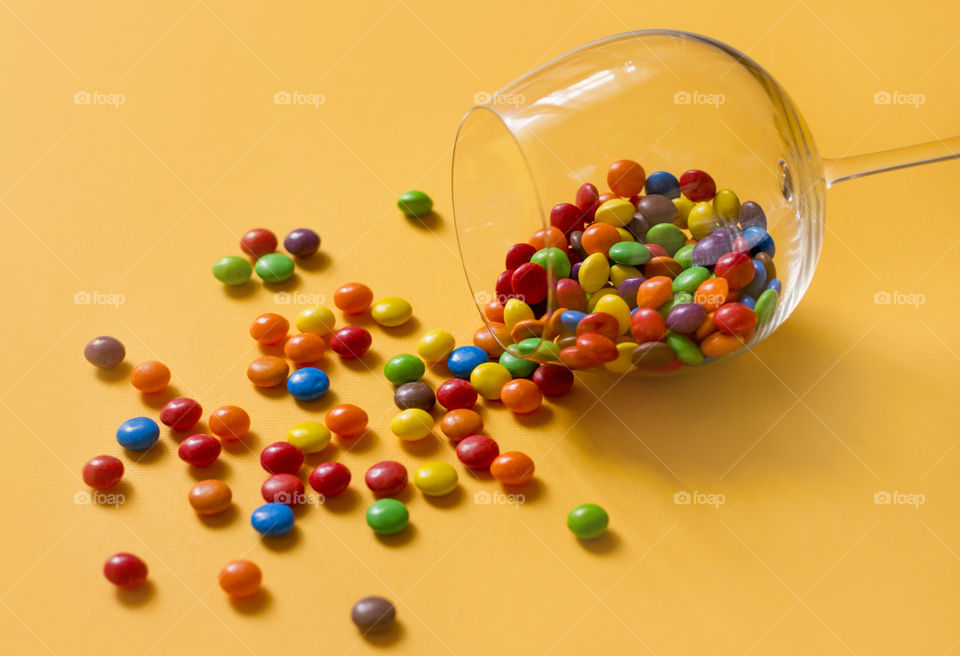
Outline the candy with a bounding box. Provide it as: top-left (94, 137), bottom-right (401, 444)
top-left (383, 354), bottom-right (425, 386)
top-left (595, 198), bottom-right (635, 227)
top-left (529, 226), bottom-right (568, 251)
top-left (456, 434), bottom-right (499, 469)
top-left (188, 479), bottom-right (232, 515)
top-left (550, 203), bottom-right (582, 235)
top-left (351, 596), bottom-right (396, 633)
top-left (644, 170), bottom-right (680, 198)
top-left (608, 241), bottom-right (651, 266)
top-left (490, 451), bottom-right (535, 485)
top-left (643, 255), bottom-right (683, 279)
top-left (500, 379), bottom-right (543, 414)
top-left (296, 306), bottom-right (336, 337)
top-left (646, 223), bottom-right (686, 256)
top-left (701, 331), bottom-right (749, 357)
top-left (580, 222), bottom-right (620, 255)
top-left (209, 406), bottom-right (250, 441)
top-left (447, 346), bottom-right (489, 379)
top-left (511, 262), bottom-right (548, 304)
top-left (713, 302), bottom-right (757, 336)
top-left (251, 503), bottom-right (294, 537)
top-left (371, 296), bottom-right (413, 327)
top-left (755, 288), bottom-right (779, 326)
top-left (397, 190), bottom-right (433, 217)
top-left (84, 336), bottom-right (125, 369)
top-left (240, 228), bottom-right (278, 259)
top-left (636, 194), bottom-right (678, 224)
top-left (103, 553), bottom-right (147, 589)
top-left (394, 381), bottom-right (436, 411)
top-left (159, 397), bottom-right (202, 431)
top-left (330, 325), bottom-right (372, 358)
top-left (506, 242), bottom-right (537, 270)
top-left (738, 200), bottom-right (767, 230)
top-left (212, 255), bottom-right (253, 286)
top-left (576, 312), bottom-right (619, 340)
top-left (414, 461), bottom-right (458, 496)
top-left (284, 333), bottom-right (326, 364)
top-left (578, 252), bottom-right (610, 293)
top-left (607, 159), bottom-right (646, 197)
top-left (390, 409), bottom-right (433, 441)
top-left (436, 379), bottom-right (478, 410)
top-left (261, 442), bottom-right (304, 475)
top-left (630, 307), bottom-right (666, 343)
top-left (672, 266), bottom-right (710, 294)
top-left (679, 170), bottom-right (716, 202)
top-left (178, 434), bottom-right (221, 467)
top-left (742, 260), bottom-right (768, 299)
top-left (116, 417), bottom-right (159, 450)
top-left (250, 313), bottom-right (289, 345)
top-left (529, 247), bottom-right (571, 280)
top-left (219, 560), bottom-right (262, 598)
top-left (334, 282), bottom-right (374, 315)
top-left (567, 503), bottom-right (609, 539)
top-left (674, 244), bottom-right (695, 269)
top-left (714, 252), bottom-right (754, 289)
top-left (592, 295), bottom-right (631, 335)
top-left (532, 364), bottom-right (574, 395)
top-left (255, 253), bottom-right (295, 283)
top-left (484, 300), bottom-right (506, 322)
top-left (308, 462), bottom-right (351, 497)
top-left (499, 350), bottom-right (538, 378)
top-left (503, 298), bottom-right (534, 330)
top-left (691, 228), bottom-right (734, 267)
top-left (713, 188), bottom-right (740, 220)
top-left (325, 404), bottom-right (368, 438)
top-left (440, 409), bottom-right (483, 441)
top-left (365, 461), bottom-right (407, 496)
top-left (82, 455), bottom-right (124, 490)
top-left (287, 421), bottom-right (331, 453)
top-left (283, 228), bottom-right (320, 258)
top-left (469, 362), bottom-right (512, 400)
top-left (261, 473), bottom-right (304, 505)
top-left (604, 341), bottom-right (639, 373)
top-left (417, 330), bottom-right (455, 361)
top-left (286, 367), bottom-right (330, 401)
top-left (631, 342), bottom-right (675, 369)
top-left (366, 499), bottom-right (409, 535)
top-left (576, 182), bottom-right (601, 220)
top-left (666, 303), bottom-right (707, 334)
top-left (666, 333), bottom-right (704, 367)
top-left (766, 278), bottom-right (782, 294)
top-left (686, 202), bottom-right (718, 240)
top-left (130, 360), bottom-right (170, 394)
top-left (475, 323), bottom-right (511, 358)
top-left (247, 356), bottom-right (289, 387)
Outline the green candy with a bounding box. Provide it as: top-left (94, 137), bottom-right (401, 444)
top-left (515, 338), bottom-right (560, 360)
top-left (212, 255), bottom-right (252, 286)
top-left (645, 223), bottom-right (686, 256)
top-left (672, 266), bottom-right (710, 293)
top-left (383, 353), bottom-right (425, 386)
top-left (366, 498), bottom-right (409, 535)
top-left (255, 252), bottom-right (295, 283)
top-left (673, 244), bottom-right (695, 269)
top-left (530, 247), bottom-right (571, 280)
top-left (397, 190), bottom-right (433, 218)
top-left (755, 288), bottom-right (779, 326)
top-left (666, 333), bottom-right (704, 366)
top-left (659, 292), bottom-right (693, 319)
top-left (567, 503), bottom-right (609, 539)
top-left (499, 351), bottom-right (538, 378)
top-left (608, 241), bottom-right (651, 266)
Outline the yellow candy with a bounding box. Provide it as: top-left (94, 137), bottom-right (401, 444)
top-left (713, 189), bottom-right (740, 221)
top-left (672, 195), bottom-right (694, 229)
top-left (687, 202), bottom-right (719, 240)
top-left (609, 264), bottom-right (642, 288)
top-left (592, 294), bottom-right (631, 335)
top-left (614, 227), bottom-right (634, 242)
top-left (390, 409), bottom-right (433, 441)
top-left (594, 198), bottom-right (635, 227)
top-left (578, 252), bottom-right (610, 293)
top-left (503, 298), bottom-right (534, 330)
top-left (414, 461), bottom-right (458, 496)
top-left (417, 329), bottom-right (455, 361)
top-left (371, 296), bottom-right (413, 327)
top-left (296, 306), bottom-right (336, 337)
top-left (604, 341), bottom-right (639, 374)
top-left (286, 421), bottom-right (331, 453)
top-left (470, 362), bottom-right (513, 400)
top-left (586, 287), bottom-right (619, 312)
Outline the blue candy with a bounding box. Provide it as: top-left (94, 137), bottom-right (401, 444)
top-left (741, 295), bottom-right (757, 309)
top-left (251, 503), bottom-right (295, 537)
top-left (447, 346), bottom-right (489, 379)
top-left (286, 367), bottom-right (329, 401)
top-left (560, 310), bottom-right (586, 335)
top-left (116, 417), bottom-right (159, 450)
top-left (742, 226), bottom-right (775, 257)
top-left (766, 278), bottom-right (782, 294)
top-left (742, 260), bottom-right (767, 298)
top-left (644, 171), bottom-right (681, 199)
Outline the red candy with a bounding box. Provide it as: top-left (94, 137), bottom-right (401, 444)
top-left (629, 308), bottom-right (667, 343)
top-left (575, 183), bottom-right (600, 221)
top-left (456, 435), bottom-right (500, 469)
top-left (436, 379), bottom-right (478, 410)
top-left (178, 434), bottom-right (221, 467)
top-left (260, 442), bottom-right (303, 475)
top-left (330, 325), bottom-right (372, 359)
top-left (550, 203), bottom-right (582, 236)
top-left (240, 228), bottom-right (277, 259)
top-left (505, 243), bottom-right (537, 270)
top-left (495, 270), bottom-right (515, 302)
top-left (714, 252), bottom-right (755, 290)
top-left (159, 397), bottom-right (202, 431)
top-left (82, 455), bottom-right (124, 490)
top-left (679, 169), bottom-right (716, 202)
top-left (576, 312), bottom-right (619, 340)
top-left (575, 333), bottom-right (618, 362)
top-left (261, 473), bottom-right (305, 505)
top-left (531, 364), bottom-right (574, 395)
top-left (713, 302), bottom-right (758, 336)
top-left (644, 243), bottom-right (668, 258)
top-left (104, 553), bottom-right (148, 589)
top-left (308, 461), bottom-right (351, 497)
top-left (555, 278), bottom-right (587, 312)
top-left (511, 262), bottom-right (548, 305)
top-left (364, 461), bottom-right (407, 496)
top-left (560, 346), bottom-right (601, 369)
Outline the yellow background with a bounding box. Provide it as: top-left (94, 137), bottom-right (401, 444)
top-left (2, 1), bottom-right (960, 654)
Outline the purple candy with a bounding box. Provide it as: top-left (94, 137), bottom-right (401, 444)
top-left (284, 228), bottom-right (320, 258)
top-left (666, 303), bottom-right (706, 334)
top-left (570, 261), bottom-right (582, 280)
top-left (617, 276), bottom-right (646, 309)
top-left (738, 201), bottom-right (767, 230)
top-left (692, 229), bottom-right (734, 267)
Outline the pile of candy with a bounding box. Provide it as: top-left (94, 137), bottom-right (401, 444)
top-left (477, 161), bottom-right (781, 373)
top-left (212, 227), bottom-right (321, 286)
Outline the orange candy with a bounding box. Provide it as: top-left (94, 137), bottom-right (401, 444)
top-left (283, 333), bottom-right (326, 364)
top-left (499, 379), bottom-right (542, 414)
top-left (474, 323), bottom-right (511, 358)
top-left (559, 346), bottom-right (601, 369)
top-left (333, 282), bottom-right (374, 315)
top-left (440, 408), bottom-right (483, 441)
top-left (490, 451), bottom-right (535, 485)
top-left (580, 222), bottom-right (620, 255)
top-left (130, 360), bottom-right (171, 394)
top-left (529, 227), bottom-right (568, 251)
top-left (484, 300), bottom-right (505, 323)
top-left (246, 356), bottom-right (289, 388)
top-left (209, 405), bottom-right (250, 441)
top-left (607, 159), bottom-right (646, 198)
top-left (695, 312), bottom-right (717, 341)
top-left (250, 313), bottom-right (289, 345)
top-left (219, 560), bottom-right (262, 598)
top-left (700, 331), bottom-right (753, 357)
top-left (510, 319), bottom-right (544, 344)
top-left (636, 276), bottom-right (673, 309)
top-left (325, 404), bottom-right (368, 438)
top-left (643, 256), bottom-right (683, 279)
top-left (694, 277), bottom-right (729, 311)
top-left (188, 479), bottom-right (232, 515)
top-left (542, 309), bottom-right (566, 340)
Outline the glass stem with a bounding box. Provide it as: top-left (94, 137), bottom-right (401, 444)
top-left (823, 136), bottom-right (960, 188)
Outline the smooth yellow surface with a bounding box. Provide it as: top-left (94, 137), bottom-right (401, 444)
top-left (2, 2), bottom-right (960, 655)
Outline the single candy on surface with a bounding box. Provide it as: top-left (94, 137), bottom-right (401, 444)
top-left (636, 194), bottom-right (678, 225)
top-left (383, 354), bottom-right (425, 386)
top-left (284, 333), bottom-right (326, 364)
top-left (679, 169), bottom-right (716, 202)
top-left (255, 253), bottom-right (295, 283)
top-left (250, 313), bottom-right (289, 345)
top-left (490, 451), bottom-right (535, 485)
top-left (250, 503), bottom-right (295, 537)
top-left (325, 404), bottom-right (369, 438)
top-left (366, 499), bottom-right (409, 535)
top-left (287, 421), bottom-right (331, 453)
top-left (365, 461), bottom-right (407, 496)
top-left (84, 336), bottom-right (125, 369)
top-left (644, 171), bottom-right (681, 198)
top-left (436, 379), bottom-right (478, 410)
top-left (247, 356), bottom-right (289, 387)
top-left (567, 503), bottom-right (609, 539)
top-left (240, 228), bottom-right (277, 259)
top-left (456, 434), bottom-right (500, 469)
top-left (334, 282), bottom-right (374, 314)
top-left (286, 367), bottom-right (330, 401)
top-left (390, 408), bottom-right (433, 441)
top-left (469, 362), bottom-right (512, 400)
top-left (104, 553), bottom-right (148, 589)
top-left (82, 455), bottom-right (124, 490)
top-left (447, 346), bottom-right (489, 379)
top-left (666, 303), bottom-right (707, 334)
top-left (296, 306), bottom-right (336, 337)
top-left (394, 381), bottom-right (435, 411)
top-left (397, 190), bottom-right (433, 217)
top-left (714, 302), bottom-right (758, 336)
top-left (130, 360), bottom-right (170, 394)
top-left (440, 408), bottom-right (483, 441)
top-left (352, 596), bottom-right (396, 633)
top-left (755, 289), bottom-right (779, 326)
top-left (308, 461), bottom-right (351, 497)
top-left (212, 255), bottom-right (253, 286)
top-left (178, 434), bottom-right (221, 467)
top-left (283, 228), bottom-right (320, 258)
top-left (738, 200), bottom-right (767, 230)
top-left (209, 406), bottom-right (250, 441)
top-left (219, 560), bottom-right (261, 598)
top-left (261, 473), bottom-right (304, 505)
top-left (417, 330), bottom-right (455, 361)
top-left (189, 479), bottom-right (232, 515)
top-left (330, 325), bottom-right (372, 359)
top-left (116, 417), bottom-right (159, 450)
top-left (607, 159), bottom-right (646, 197)
top-left (160, 397), bottom-right (202, 431)
top-left (414, 461), bottom-right (458, 496)
top-left (371, 297), bottom-right (413, 327)
top-left (500, 378), bottom-right (543, 414)
top-left (261, 442), bottom-right (304, 475)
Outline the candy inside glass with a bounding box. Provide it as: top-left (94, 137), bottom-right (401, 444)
top-left (452, 29), bottom-right (959, 373)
